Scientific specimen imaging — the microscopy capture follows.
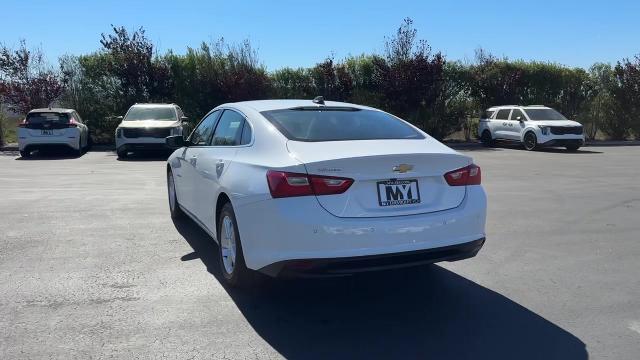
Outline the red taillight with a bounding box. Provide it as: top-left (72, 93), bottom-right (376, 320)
top-left (266, 170), bottom-right (354, 198)
top-left (444, 164), bottom-right (481, 186)
top-left (18, 119), bottom-right (28, 128)
top-left (68, 117), bottom-right (78, 127)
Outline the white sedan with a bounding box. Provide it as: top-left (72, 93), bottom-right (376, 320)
top-left (166, 98), bottom-right (487, 286)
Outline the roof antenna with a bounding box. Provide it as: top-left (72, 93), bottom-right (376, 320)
top-left (312, 96), bottom-right (325, 105)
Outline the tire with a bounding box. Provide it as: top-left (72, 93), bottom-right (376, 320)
top-left (566, 145), bottom-right (580, 152)
top-left (480, 130), bottom-right (494, 147)
top-left (167, 169), bottom-right (184, 219)
top-left (19, 149), bottom-right (30, 158)
top-left (218, 202), bottom-right (252, 287)
top-left (523, 131), bottom-right (537, 151)
top-left (116, 147), bottom-right (127, 159)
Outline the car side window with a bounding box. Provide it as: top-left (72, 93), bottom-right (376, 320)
top-left (211, 110), bottom-right (245, 146)
top-left (240, 121), bottom-right (253, 145)
top-left (495, 109), bottom-right (511, 120)
top-left (510, 109), bottom-right (525, 120)
top-left (189, 110), bottom-right (220, 146)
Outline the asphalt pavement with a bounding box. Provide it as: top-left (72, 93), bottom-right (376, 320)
top-left (0, 146), bottom-right (638, 359)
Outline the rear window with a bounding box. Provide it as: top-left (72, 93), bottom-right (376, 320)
top-left (27, 112), bottom-right (69, 124)
top-left (261, 108), bottom-right (425, 142)
top-left (124, 107), bottom-right (176, 121)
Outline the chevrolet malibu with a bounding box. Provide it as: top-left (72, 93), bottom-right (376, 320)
top-left (165, 98), bottom-right (487, 286)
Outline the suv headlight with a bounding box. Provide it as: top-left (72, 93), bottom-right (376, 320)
top-left (538, 126), bottom-right (550, 135)
top-left (170, 127), bottom-right (182, 136)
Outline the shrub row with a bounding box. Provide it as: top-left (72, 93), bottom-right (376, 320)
top-left (2, 19), bottom-right (639, 146)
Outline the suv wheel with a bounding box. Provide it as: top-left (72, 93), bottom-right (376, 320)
top-left (218, 202), bottom-right (252, 287)
top-left (523, 132), bottom-right (537, 151)
top-left (566, 145), bottom-right (580, 152)
top-left (480, 130), bottom-right (494, 147)
top-left (116, 147), bottom-right (127, 159)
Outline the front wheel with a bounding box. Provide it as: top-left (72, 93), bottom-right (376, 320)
top-left (218, 202), bottom-right (253, 287)
top-left (116, 147), bottom-right (127, 159)
top-left (566, 145), bottom-right (580, 152)
top-left (523, 132), bottom-right (537, 151)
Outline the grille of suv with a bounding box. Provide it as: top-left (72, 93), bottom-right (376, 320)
top-left (550, 126), bottom-right (583, 135)
top-left (122, 128), bottom-right (171, 138)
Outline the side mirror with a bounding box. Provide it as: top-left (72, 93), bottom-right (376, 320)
top-left (166, 135), bottom-right (186, 149)
top-left (181, 116), bottom-right (189, 122)
top-left (116, 116), bottom-right (124, 120)
top-left (516, 116), bottom-right (524, 122)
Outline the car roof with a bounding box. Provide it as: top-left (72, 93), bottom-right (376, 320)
top-left (222, 99), bottom-right (377, 113)
top-left (28, 108), bottom-right (75, 113)
top-left (130, 103), bottom-right (177, 108)
top-left (488, 105), bottom-right (551, 110)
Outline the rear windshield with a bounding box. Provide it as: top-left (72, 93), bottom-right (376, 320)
top-left (524, 108), bottom-right (567, 121)
top-left (27, 112), bottom-right (69, 124)
top-left (124, 107), bottom-right (176, 121)
top-left (261, 108), bottom-right (425, 142)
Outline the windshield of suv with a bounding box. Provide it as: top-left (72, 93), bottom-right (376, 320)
top-left (261, 108), bottom-right (425, 142)
top-left (124, 107), bottom-right (176, 121)
top-left (524, 108), bottom-right (568, 121)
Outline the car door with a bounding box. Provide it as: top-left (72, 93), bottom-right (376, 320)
top-left (192, 109), bottom-right (248, 234)
top-left (508, 108), bottom-right (527, 141)
top-left (493, 108), bottom-right (512, 139)
top-left (176, 110), bottom-right (221, 215)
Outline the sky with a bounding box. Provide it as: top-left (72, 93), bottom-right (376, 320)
top-left (1, 0), bottom-right (639, 70)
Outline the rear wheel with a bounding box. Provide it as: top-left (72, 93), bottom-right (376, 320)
top-left (218, 202), bottom-right (252, 287)
top-left (167, 169), bottom-right (184, 219)
top-left (523, 132), bottom-right (537, 151)
top-left (480, 130), bottom-right (494, 147)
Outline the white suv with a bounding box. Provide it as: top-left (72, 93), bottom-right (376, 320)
top-left (17, 108), bottom-right (89, 158)
top-left (115, 103), bottom-right (187, 158)
top-left (478, 105), bottom-right (584, 151)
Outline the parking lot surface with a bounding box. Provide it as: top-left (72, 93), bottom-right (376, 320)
top-left (1, 146), bottom-right (639, 359)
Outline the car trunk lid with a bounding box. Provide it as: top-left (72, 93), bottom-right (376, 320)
top-left (286, 139), bottom-right (471, 218)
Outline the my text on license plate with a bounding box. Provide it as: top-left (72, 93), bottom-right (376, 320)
top-left (377, 179), bottom-right (421, 206)
top-left (41, 130), bottom-right (54, 135)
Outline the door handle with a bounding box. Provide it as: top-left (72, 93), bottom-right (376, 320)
top-left (189, 155), bottom-right (197, 166)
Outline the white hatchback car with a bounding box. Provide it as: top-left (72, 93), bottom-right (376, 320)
top-left (115, 103), bottom-right (187, 158)
top-left (478, 105), bottom-right (585, 151)
top-left (166, 98), bottom-right (487, 286)
top-left (17, 108), bottom-right (89, 158)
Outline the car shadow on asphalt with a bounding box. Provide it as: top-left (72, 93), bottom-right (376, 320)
top-left (172, 216), bottom-right (588, 360)
top-left (14, 147), bottom-right (84, 160)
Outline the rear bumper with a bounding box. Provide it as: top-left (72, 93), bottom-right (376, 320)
top-left (259, 237), bottom-right (485, 277)
top-left (234, 186), bottom-right (487, 272)
top-left (18, 135), bottom-right (80, 151)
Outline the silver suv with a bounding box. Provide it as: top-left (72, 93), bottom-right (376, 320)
top-left (115, 103), bottom-right (187, 158)
top-left (478, 105), bottom-right (585, 151)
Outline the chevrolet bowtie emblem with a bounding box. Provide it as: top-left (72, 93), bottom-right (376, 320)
top-left (392, 164), bottom-right (413, 173)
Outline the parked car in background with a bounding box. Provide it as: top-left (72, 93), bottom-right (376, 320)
top-left (17, 108), bottom-right (89, 158)
top-left (478, 105), bottom-right (585, 151)
top-left (115, 103), bottom-right (187, 158)
top-left (165, 98), bottom-right (487, 287)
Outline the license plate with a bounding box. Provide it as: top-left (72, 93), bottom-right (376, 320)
top-left (377, 179), bottom-right (421, 206)
top-left (41, 129), bottom-right (55, 135)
